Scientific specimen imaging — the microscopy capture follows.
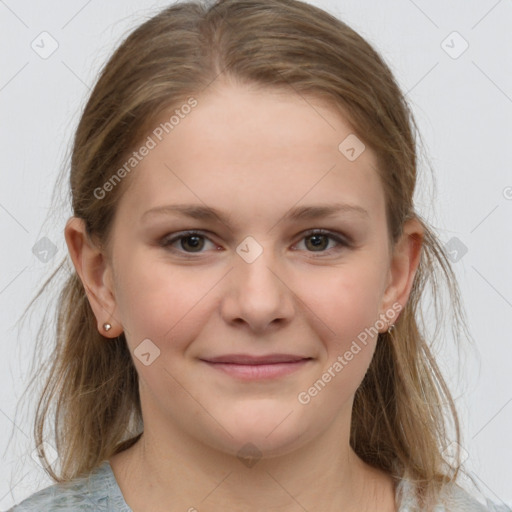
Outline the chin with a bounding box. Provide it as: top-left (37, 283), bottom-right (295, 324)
top-left (209, 409), bottom-right (312, 461)
top-left (219, 433), bottom-right (306, 463)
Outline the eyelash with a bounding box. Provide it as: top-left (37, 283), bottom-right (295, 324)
top-left (159, 229), bottom-right (351, 257)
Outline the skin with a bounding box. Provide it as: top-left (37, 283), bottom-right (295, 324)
top-left (65, 81), bottom-right (423, 512)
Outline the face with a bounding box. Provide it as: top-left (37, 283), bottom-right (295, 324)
top-left (73, 82), bottom-right (415, 459)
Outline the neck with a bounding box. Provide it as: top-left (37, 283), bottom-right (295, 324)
top-left (110, 414), bottom-right (396, 512)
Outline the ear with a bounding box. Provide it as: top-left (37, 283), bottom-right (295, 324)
top-left (64, 216), bottom-right (123, 338)
top-left (378, 217), bottom-right (424, 330)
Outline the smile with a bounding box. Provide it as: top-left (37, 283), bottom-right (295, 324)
top-left (199, 355), bottom-right (313, 381)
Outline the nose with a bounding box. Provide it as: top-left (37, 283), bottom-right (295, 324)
top-left (220, 244), bottom-right (295, 333)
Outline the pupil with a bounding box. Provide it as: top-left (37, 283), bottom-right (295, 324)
top-left (308, 234), bottom-right (327, 251)
top-left (183, 235), bottom-right (203, 251)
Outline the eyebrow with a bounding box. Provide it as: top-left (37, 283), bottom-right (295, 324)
top-left (141, 202), bottom-right (369, 226)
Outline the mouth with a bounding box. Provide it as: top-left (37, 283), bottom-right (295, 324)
top-left (199, 354), bottom-right (313, 380)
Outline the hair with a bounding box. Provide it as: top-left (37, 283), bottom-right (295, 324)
top-left (12, 0), bottom-right (475, 509)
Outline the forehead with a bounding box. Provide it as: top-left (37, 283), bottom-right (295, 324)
top-left (115, 83), bottom-right (385, 227)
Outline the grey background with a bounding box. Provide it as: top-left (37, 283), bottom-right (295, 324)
top-left (1, 0), bottom-right (511, 508)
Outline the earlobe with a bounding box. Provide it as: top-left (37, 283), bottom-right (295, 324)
top-left (64, 216), bottom-right (123, 337)
top-left (379, 217), bottom-right (424, 330)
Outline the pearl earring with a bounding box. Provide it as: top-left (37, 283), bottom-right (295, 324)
top-left (387, 324), bottom-right (395, 333)
top-left (103, 323), bottom-right (112, 332)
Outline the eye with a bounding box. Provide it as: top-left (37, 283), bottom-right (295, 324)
top-left (293, 229), bottom-right (350, 256)
top-left (160, 230), bottom-right (217, 254)
top-left (159, 229), bottom-right (350, 256)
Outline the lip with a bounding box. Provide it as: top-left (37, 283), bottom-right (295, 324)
top-left (199, 354), bottom-right (313, 380)
top-left (201, 353), bottom-right (310, 364)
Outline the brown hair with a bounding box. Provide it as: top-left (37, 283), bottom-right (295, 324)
top-left (13, 0), bottom-right (473, 509)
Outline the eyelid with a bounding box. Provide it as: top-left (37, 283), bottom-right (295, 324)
top-left (159, 228), bottom-right (352, 255)
top-left (299, 228), bottom-right (352, 246)
top-left (159, 230), bottom-right (219, 252)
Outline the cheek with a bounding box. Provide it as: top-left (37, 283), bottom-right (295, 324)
top-left (112, 249), bottom-right (211, 348)
top-left (294, 266), bottom-right (384, 409)
top-left (114, 241), bottom-right (386, 368)
top-left (293, 260), bottom-right (386, 407)
top-left (296, 258), bottom-right (385, 344)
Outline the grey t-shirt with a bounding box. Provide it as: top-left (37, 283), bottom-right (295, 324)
top-left (4, 460), bottom-right (510, 511)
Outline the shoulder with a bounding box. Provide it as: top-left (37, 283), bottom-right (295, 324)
top-left (396, 476), bottom-right (511, 511)
top-left (5, 461), bottom-right (130, 512)
top-left (438, 483), bottom-right (509, 511)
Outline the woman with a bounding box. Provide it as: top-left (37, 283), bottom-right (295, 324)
top-left (6, 0), bottom-right (508, 510)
